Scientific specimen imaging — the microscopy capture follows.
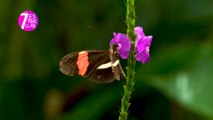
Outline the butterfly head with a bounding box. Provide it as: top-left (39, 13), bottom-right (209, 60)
top-left (110, 44), bottom-right (119, 55)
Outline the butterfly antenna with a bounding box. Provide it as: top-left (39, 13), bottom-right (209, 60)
top-left (115, 17), bottom-right (125, 33)
top-left (87, 25), bottom-right (108, 40)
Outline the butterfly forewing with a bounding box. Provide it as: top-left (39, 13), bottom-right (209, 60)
top-left (59, 52), bottom-right (79, 76)
top-left (59, 50), bottom-right (109, 77)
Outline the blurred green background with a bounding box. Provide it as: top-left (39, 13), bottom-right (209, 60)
top-left (1, 0), bottom-right (213, 120)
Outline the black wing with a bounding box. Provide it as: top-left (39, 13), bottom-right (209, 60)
top-left (86, 51), bottom-right (126, 83)
top-left (59, 50), bottom-right (125, 83)
top-left (84, 50), bottom-right (116, 83)
top-left (59, 51), bottom-right (79, 76)
top-left (59, 50), bottom-right (109, 76)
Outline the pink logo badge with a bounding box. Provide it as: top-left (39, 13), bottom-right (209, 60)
top-left (18, 10), bottom-right (39, 32)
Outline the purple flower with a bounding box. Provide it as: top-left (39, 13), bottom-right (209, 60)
top-left (110, 32), bottom-right (131, 59)
top-left (134, 27), bottom-right (152, 64)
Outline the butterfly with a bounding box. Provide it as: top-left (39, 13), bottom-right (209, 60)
top-left (59, 45), bottom-right (126, 83)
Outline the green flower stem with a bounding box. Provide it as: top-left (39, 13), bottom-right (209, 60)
top-left (118, 0), bottom-right (136, 120)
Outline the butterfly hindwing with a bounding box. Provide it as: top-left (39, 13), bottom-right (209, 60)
top-left (83, 50), bottom-right (116, 83)
top-left (86, 53), bottom-right (126, 83)
top-left (85, 50), bottom-right (110, 76)
top-left (88, 65), bottom-right (115, 83)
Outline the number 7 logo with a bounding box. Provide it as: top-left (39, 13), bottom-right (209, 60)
top-left (20, 13), bottom-right (29, 29)
top-left (18, 10), bottom-right (39, 32)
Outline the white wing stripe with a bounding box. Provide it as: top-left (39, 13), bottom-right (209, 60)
top-left (97, 60), bottom-right (119, 69)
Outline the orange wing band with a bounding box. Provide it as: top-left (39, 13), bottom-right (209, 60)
top-left (76, 51), bottom-right (89, 76)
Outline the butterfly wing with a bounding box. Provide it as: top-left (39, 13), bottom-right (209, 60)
top-left (59, 50), bottom-right (110, 77)
top-left (87, 66), bottom-right (116, 83)
top-left (80, 50), bottom-right (115, 83)
top-left (86, 52), bottom-right (126, 83)
top-left (59, 52), bottom-right (79, 76)
top-left (59, 50), bottom-right (125, 83)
